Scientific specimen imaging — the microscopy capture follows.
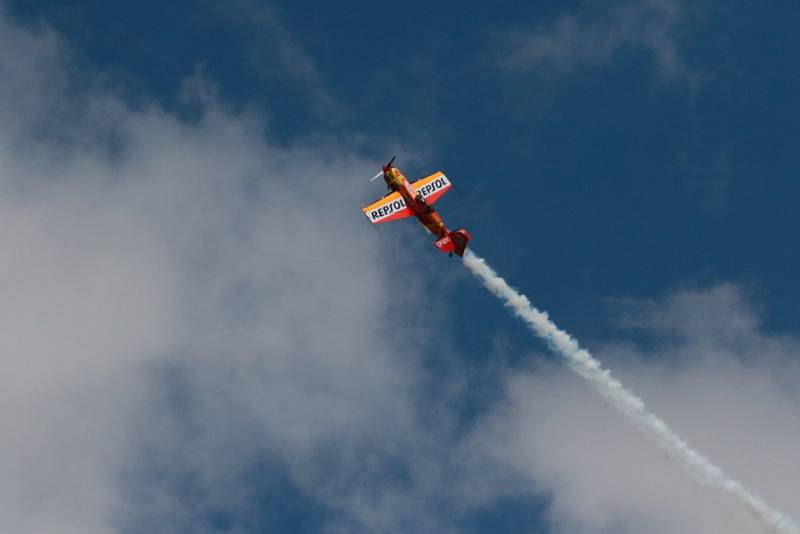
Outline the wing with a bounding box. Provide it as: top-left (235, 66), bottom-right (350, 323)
top-left (362, 191), bottom-right (413, 224)
top-left (411, 172), bottom-right (451, 205)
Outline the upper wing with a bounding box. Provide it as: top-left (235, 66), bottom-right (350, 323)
top-left (362, 191), bottom-right (413, 224)
top-left (411, 171), bottom-right (451, 205)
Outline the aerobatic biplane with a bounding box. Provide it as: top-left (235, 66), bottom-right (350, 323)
top-left (362, 156), bottom-right (471, 257)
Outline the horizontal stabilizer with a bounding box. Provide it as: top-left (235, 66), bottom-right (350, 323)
top-left (434, 228), bottom-right (471, 257)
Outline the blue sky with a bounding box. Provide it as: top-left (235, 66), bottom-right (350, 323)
top-left (1, 1), bottom-right (799, 533)
top-left (9, 0), bottom-right (799, 331)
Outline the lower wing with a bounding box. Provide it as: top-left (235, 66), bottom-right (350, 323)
top-left (362, 191), bottom-right (413, 224)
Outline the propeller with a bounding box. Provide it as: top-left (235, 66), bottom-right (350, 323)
top-left (369, 155), bottom-right (397, 182)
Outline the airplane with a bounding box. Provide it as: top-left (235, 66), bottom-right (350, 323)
top-left (362, 156), bottom-right (471, 257)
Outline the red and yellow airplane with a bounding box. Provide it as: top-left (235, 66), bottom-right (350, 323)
top-left (362, 156), bottom-right (471, 257)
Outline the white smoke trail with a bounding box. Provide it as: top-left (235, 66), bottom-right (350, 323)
top-left (462, 250), bottom-right (799, 534)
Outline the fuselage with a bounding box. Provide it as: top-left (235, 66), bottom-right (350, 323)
top-left (384, 167), bottom-right (448, 239)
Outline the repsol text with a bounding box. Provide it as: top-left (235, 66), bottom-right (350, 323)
top-left (417, 176), bottom-right (449, 199)
top-left (370, 198), bottom-right (407, 220)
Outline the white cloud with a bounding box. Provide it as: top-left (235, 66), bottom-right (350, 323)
top-left (0, 7), bottom-right (454, 533)
top-left (498, 0), bottom-right (696, 83)
top-left (3, 5), bottom-right (797, 534)
top-left (469, 284), bottom-right (800, 533)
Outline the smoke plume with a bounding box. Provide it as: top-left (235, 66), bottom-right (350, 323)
top-left (462, 250), bottom-right (799, 534)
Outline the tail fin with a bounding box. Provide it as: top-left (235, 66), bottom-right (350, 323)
top-left (434, 228), bottom-right (472, 257)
